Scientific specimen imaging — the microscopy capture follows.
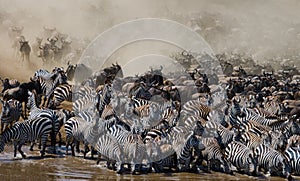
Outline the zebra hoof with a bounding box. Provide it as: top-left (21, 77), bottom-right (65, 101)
top-left (40, 151), bottom-right (45, 158)
top-left (286, 174), bottom-right (293, 181)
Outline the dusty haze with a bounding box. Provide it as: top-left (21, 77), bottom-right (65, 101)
top-left (0, 0), bottom-right (299, 80)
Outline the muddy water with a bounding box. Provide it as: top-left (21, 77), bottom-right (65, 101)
top-left (0, 144), bottom-right (295, 181)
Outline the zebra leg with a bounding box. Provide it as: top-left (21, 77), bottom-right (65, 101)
top-left (50, 131), bottom-right (57, 154)
top-left (90, 146), bottom-right (96, 159)
top-left (58, 132), bottom-right (62, 147)
top-left (75, 141), bottom-right (80, 153)
top-left (83, 144), bottom-right (90, 159)
top-left (13, 142), bottom-right (18, 158)
top-left (116, 162), bottom-right (126, 174)
top-left (40, 135), bottom-right (48, 158)
top-left (17, 143), bottom-right (26, 158)
top-left (132, 164), bottom-right (142, 175)
top-left (38, 138), bottom-right (42, 149)
top-left (96, 153), bottom-right (101, 165)
top-left (30, 141), bottom-right (35, 151)
top-left (65, 141), bottom-right (69, 155)
top-left (70, 141), bottom-right (76, 156)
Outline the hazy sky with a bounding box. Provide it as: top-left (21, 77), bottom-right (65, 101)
top-left (1, 0), bottom-right (300, 65)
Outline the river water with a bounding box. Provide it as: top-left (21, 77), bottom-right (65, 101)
top-left (0, 144), bottom-right (296, 181)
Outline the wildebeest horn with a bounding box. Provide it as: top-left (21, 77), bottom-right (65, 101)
top-left (160, 65), bottom-right (163, 71)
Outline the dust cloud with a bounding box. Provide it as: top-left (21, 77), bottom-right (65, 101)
top-left (0, 0), bottom-right (299, 81)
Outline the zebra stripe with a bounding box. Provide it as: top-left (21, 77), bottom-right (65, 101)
top-left (175, 134), bottom-right (205, 171)
top-left (37, 71), bottom-right (67, 98)
top-left (285, 147), bottom-right (300, 174)
top-left (0, 117), bottom-right (52, 158)
top-left (65, 116), bottom-right (89, 157)
top-left (51, 84), bottom-right (72, 106)
top-left (27, 92), bottom-right (64, 153)
top-left (225, 141), bottom-right (255, 174)
top-left (255, 144), bottom-right (290, 176)
top-left (182, 99), bottom-right (211, 120)
top-left (107, 124), bottom-right (145, 173)
top-left (202, 140), bottom-right (230, 173)
top-left (97, 84), bottom-right (113, 118)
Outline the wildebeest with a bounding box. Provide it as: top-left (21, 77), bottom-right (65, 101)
top-left (38, 43), bottom-right (54, 64)
top-left (65, 62), bottom-right (93, 84)
top-left (19, 40), bottom-right (31, 63)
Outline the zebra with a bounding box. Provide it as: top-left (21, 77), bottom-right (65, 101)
top-left (239, 107), bottom-right (279, 127)
top-left (285, 147), bottom-right (300, 175)
top-left (0, 99), bottom-right (22, 133)
top-left (225, 141), bottom-right (256, 175)
top-left (27, 91), bottom-right (65, 153)
top-left (240, 131), bottom-right (268, 150)
top-left (204, 120), bottom-right (237, 149)
top-left (0, 117), bottom-right (53, 158)
top-left (181, 99), bottom-right (211, 120)
top-left (64, 116), bottom-right (90, 157)
top-left (107, 124), bottom-right (145, 174)
top-left (97, 83), bottom-right (113, 118)
top-left (100, 104), bottom-right (116, 120)
top-left (35, 70), bottom-right (67, 99)
top-left (73, 85), bottom-right (96, 100)
top-left (143, 128), bottom-right (168, 144)
top-left (95, 134), bottom-right (123, 171)
top-left (150, 152), bottom-right (178, 173)
top-left (173, 133), bottom-right (205, 171)
top-left (286, 135), bottom-right (300, 149)
top-left (73, 94), bottom-right (98, 114)
top-left (228, 97), bottom-right (243, 128)
top-left (201, 137), bottom-right (231, 173)
top-left (253, 107), bottom-right (278, 119)
top-left (254, 143), bottom-right (290, 177)
top-left (50, 83), bottom-right (72, 108)
top-left (177, 115), bottom-right (204, 136)
top-left (263, 99), bottom-right (282, 116)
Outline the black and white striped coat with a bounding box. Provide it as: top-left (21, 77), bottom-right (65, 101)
top-left (0, 117), bottom-right (53, 158)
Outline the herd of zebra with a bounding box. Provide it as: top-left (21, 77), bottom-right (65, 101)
top-left (0, 61), bottom-right (300, 180)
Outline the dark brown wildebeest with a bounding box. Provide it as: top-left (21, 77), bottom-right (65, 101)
top-left (19, 40), bottom-right (31, 63)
